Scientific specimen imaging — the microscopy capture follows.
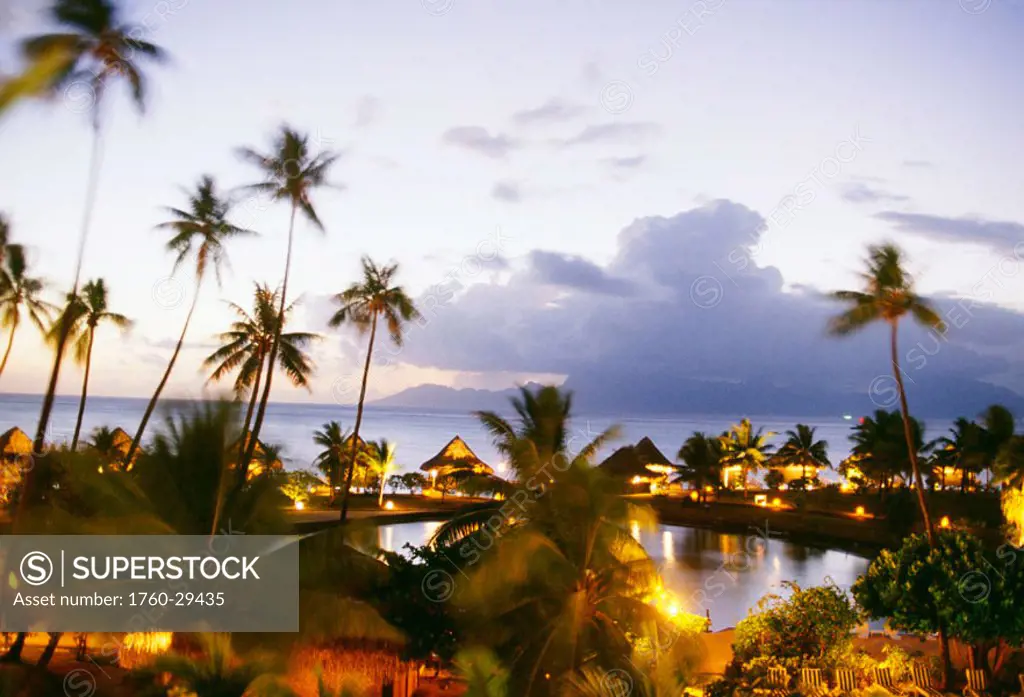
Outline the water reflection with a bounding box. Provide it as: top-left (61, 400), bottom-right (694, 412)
top-left (377, 521), bottom-right (869, 629)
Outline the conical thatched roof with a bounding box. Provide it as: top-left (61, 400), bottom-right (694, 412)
top-left (597, 445), bottom-right (652, 479)
top-left (420, 435), bottom-right (493, 475)
top-left (110, 427), bottom-right (133, 454)
top-left (634, 436), bottom-right (673, 468)
top-left (0, 427), bottom-right (32, 456)
top-left (227, 435), bottom-right (283, 473)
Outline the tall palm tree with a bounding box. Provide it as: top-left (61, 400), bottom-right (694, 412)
top-left (979, 404), bottom-right (1015, 488)
top-left (328, 257), bottom-right (420, 522)
top-left (674, 432), bottom-right (723, 503)
top-left (365, 438), bottom-right (396, 508)
top-left (236, 125), bottom-right (339, 472)
top-left (0, 244), bottom-right (54, 378)
top-left (312, 421), bottom-right (351, 496)
top-left (202, 283), bottom-right (317, 480)
top-left (24, 0), bottom-right (167, 454)
top-left (54, 279), bottom-right (132, 448)
top-left (775, 424), bottom-right (830, 484)
top-left (124, 176), bottom-right (255, 465)
top-left (828, 243), bottom-right (945, 543)
top-left (718, 418), bottom-right (774, 493)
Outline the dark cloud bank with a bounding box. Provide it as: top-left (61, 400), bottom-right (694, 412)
top-left (399, 200), bottom-right (1024, 418)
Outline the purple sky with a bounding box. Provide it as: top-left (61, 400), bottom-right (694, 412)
top-left (0, 0), bottom-right (1023, 408)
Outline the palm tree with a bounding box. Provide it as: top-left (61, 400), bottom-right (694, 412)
top-left (995, 436), bottom-right (1024, 491)
top-left (828, 243), bottom-right (945, 543)
top-left (312, 421), bottom-right (351, 495)
top-left (0, 244), bottom-right (54, 378)
top-left (674, 432), bottom-right (723, 503)
top-left (718, 418), bottom-right (774, 493)
top-left (203, 284), bottom-right (317, 480)
top-left (365, 438), bottom-right (396, 508)
top-left (236, 125), bottom-right (339, 473)
top-left (926, 418), bottom-right (985, 492)
top-left (24, 0), bottom-right (167, 454)
top-left (328, 257), bottom-right (420, 521)
top-left (979, 404), bottom-right (1015, 488)
top-left (87, 425), bottom-right (120, 466)
top-left (775, 424), bottom-right (830, 484)
top-left (54, 279), bottom-right (132, 448)
top-left (124, 176), bottom-right (254, 465)
top-left (848, 409), bottom-right (922, 491)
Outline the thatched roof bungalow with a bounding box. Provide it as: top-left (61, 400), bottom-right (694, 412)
top-left (228, 435), bottom-right (284, 477)
top-left (598, 437), bottom-right (677, 492)
top-left (0, 426), bottom-right (32, 460)
top-left (0, 426), bottom-right (31, 504)
top-left (420, 435), bottom-right (493, 476)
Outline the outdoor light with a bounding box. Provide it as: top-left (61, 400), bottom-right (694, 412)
top-left (939, 515), bottom-right (951, 528)
top-left (689, 491), bottom-right (699, 502)
top-left (771, 498), bottom-right (782, 508)
top-left (384, 500), bottom-right (395, 510)
top-left (855, 506), bottom-right (865, 517)
top-left (294, 500), bottom-right (305, 511)
top-left (754, 494), bottom-right (768, 507)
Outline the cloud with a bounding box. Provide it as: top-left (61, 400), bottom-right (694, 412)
top-left (903, 160), bottom-right (933, 168)
top-left (556, 122), bottom-right (661, 147)
top-left (840, 182), bottom-right (910, 204)
top-left (491, 181), bottom-right (523, 203)
top-left (875, 211), bottom-right (1024, 255)
top-left (603, 155), bottom-right (647, 169)
top-left (394, 200), bottom-right (1024, 416)
top-left (442, 126), bottom-right (520, 158)
top-left (512, 98), bottom-right (586, 126)
top-left (528, 250), bottom-right (636, 296)
top-left (580, 61), bottom-right (604, 87)
top-left (354, 95), bottom-right (380, 128)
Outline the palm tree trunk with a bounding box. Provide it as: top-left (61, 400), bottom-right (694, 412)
top-left (241, 204), bottom-right (297, 480)
top-left (34, 118), bottom-right (103, 454)
top-left (340, 312), bottom-right (378, 522)
top-left (124, 283), bottom-right (201, 467)
top-left (70, 327), bottom-right (95, 449)
top-left (890, 322), bottom-right (948, 686)
top-left (1, 632), bottom-right (26, 662)
top-left (37, 632), bottom-right (61, 667)
top-left (0, 324), bottom-right (17, 378)
top-left (237, 353), bottom-right (264, 461)
top-left (377, 461), bottom-right (387, 508)
top-left (890, 322), bottom-right (934, 541)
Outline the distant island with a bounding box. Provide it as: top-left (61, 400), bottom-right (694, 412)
top-left (369, 377), bottom-right (1024, 419)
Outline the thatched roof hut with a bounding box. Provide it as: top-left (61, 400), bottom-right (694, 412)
top-left (0, 426), bottom-right (32, 460)
top-left (228, 435), bottom-right (284, 476)
top-left (599, 437), bottom-right (677, 484)
top-left (420, 435), bottom-right (493, 475)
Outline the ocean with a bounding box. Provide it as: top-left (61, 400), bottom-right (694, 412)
top-left (0, 394), bottom-right (953, 477)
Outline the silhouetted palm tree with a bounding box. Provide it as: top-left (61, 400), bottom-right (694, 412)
top-left (926, 418), bottom-right (985, 492)
top-left (54, 279), bottom-right (132, 448)
top-left (775, 424), bottom-right (830, 484)
top-left (979, 404), bottom-right (1015, 487)
top-left (828, 242), bottom-right (944, 543)
top-left (328, 257), bottom-right (419, 521)
top-left (203, 283), bottom-right (317, 479)
top-left (674, 432), bottom-right (723, 503)
top-left (0, 244), bottom-right (54, 379)
top-left (125, 176), bottom-right (254, 465)
top-left (236, 125), bottom-right (339, 472)
top-left (312, 421), bottom-right (351, 494)
top-left (25, 0), bottom-right (166, 453)
top-left (847, 409), bottom-right (922, 491)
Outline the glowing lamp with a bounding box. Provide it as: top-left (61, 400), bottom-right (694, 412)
top-left (855, 506), bottom-right (865, 517)
top-left (384, 500), bottom-right (395, 510)
top-left (631, 475), bottom-right (643, 485)
top-left (771, 498), bottom-right (782, 508)
top-left (294, 500), bottom-right (305, 511)
top-left (939, 515), bottom-right (951, 529)
top-left (689, 491), bottom-right (699, 502)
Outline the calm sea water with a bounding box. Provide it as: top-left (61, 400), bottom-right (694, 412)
top-left (0, 393), bottom-right (952, 478)
top-left (377, 521), bottom-right (871, 630)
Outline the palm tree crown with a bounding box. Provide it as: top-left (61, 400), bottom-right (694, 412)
top-left (0, 244), bottom-right (54, 378)
top-left (775, 424), bottom-right (830, 482)
top-left (21, 0), bottom-right (167, 122)
top-left (675, 432), bottom-right (723, 502)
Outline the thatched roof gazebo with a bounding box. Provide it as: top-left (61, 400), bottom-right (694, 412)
top-left (598, 437), bottom-right (677, 491)
top-left (420, 435), bottom-right (493, 476)
top-left (0, 426), bottom-right (32, 461)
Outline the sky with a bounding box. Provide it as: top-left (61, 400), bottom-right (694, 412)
top-left (1, 0), bottom-right (1023, 413)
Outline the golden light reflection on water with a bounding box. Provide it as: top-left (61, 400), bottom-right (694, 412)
top-left (662, 530), bottom-right (675, 563)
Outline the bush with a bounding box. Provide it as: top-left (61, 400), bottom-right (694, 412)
top-left (732, 582), bottom-right (859, 673)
